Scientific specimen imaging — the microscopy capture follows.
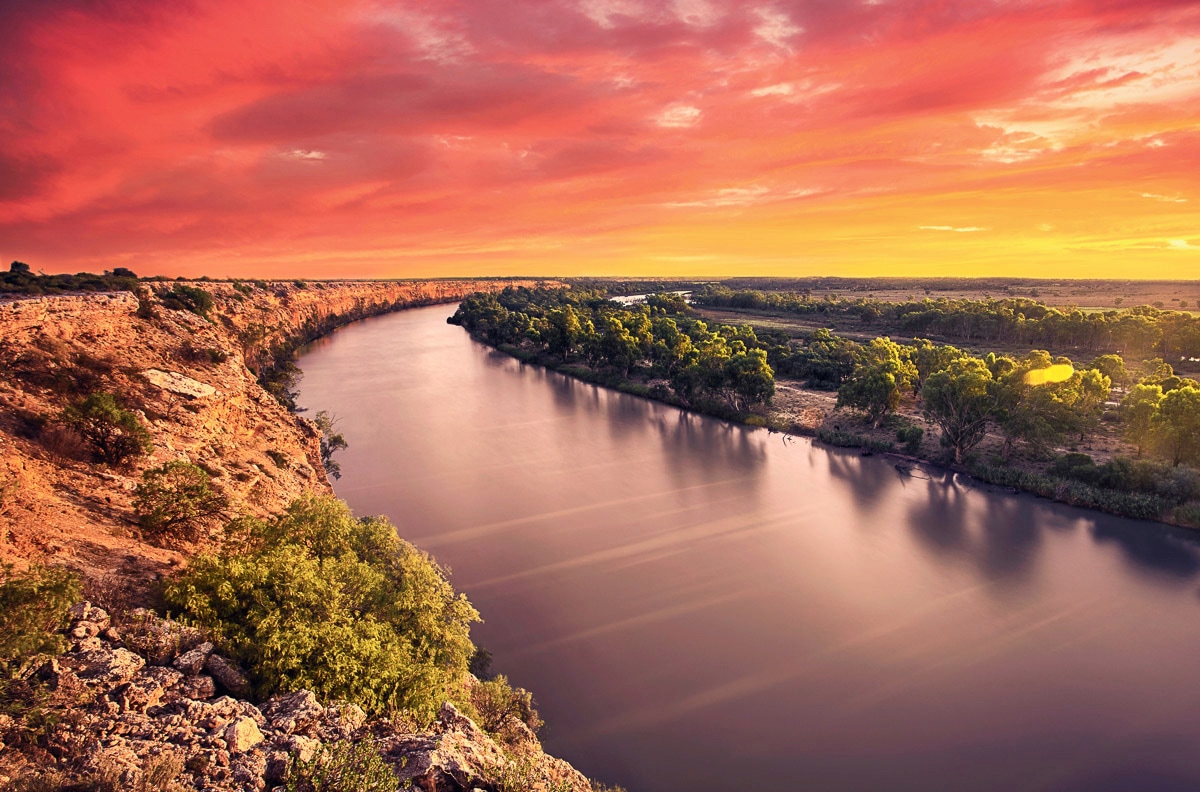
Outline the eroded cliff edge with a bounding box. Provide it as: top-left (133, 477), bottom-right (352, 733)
top-left (0, 279), bottom-right (548, 587)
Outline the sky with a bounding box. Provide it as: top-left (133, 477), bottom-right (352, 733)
top-left (2, 0), bottom-right (1199, 279)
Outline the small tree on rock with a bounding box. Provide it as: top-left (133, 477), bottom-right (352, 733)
top-left (62, 392), bottom-right (152, 466)
top-left (135, 461), bottom-right (228, 543)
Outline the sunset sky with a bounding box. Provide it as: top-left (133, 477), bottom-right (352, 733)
top-left (2, 0), bottom-right (1199, 279)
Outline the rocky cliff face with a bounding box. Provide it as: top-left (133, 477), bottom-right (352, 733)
top-left (0, 279), bottom-right (547, 591)
top-left (0, 279), bottom-right (594, 792)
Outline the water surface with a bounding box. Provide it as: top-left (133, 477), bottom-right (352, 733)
top-left (297, 303), bottom-right (1200, 792)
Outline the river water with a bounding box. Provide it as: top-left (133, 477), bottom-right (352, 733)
top-left (296, 303), bottom-right (1200, 792)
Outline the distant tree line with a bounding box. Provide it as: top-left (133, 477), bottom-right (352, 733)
top-left (1, 261), bottom-right (140, 296)
top-left (693, 286), bottom-right (1200, 360)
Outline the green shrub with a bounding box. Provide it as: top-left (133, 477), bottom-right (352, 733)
top-left (0, 564), bottom-right (80, 681)
top-left (1174, 503), bottom-right (1200, 528)
top-left (163, 496), bottom-right (479, 721)
top-left (467, 674), bottom-right (542, 740)
top-left (134, 461), bottom-right (228, 543)
top-left (159, 284), bottom-right (214, 318)
top-left (61, 392), bottom-right (152, 466)
top-left (285, 741), bottom-right (398, 792)
top-left (895, 425), bottom-right (924, 455)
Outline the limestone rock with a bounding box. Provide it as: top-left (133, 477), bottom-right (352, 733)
top-left (179, 673), bottom-right (216, 701)
top-left (123, 609), bottom-right (203, 666)
top-left (142, 368), bottom-right (217, 399)
top-left (206, 654), bottom-right (251, 698)
top-left (72, 647), bottom-right (145, 685)
top-left (173, 642), bottom-right (214, 675)
top-left (223, 717), bottom-right (264, 754)
top-left (262, 690), bottom-right (322, 736)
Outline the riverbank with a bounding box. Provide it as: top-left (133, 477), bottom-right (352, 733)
top-left (468, 332), bottom-right (1199, 532)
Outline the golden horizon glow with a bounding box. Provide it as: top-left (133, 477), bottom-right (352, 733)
top-left (1, 1), bottom-right (1199, 279)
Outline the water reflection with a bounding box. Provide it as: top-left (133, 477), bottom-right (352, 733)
top-left (297, 304), bottom-right (1200, 792)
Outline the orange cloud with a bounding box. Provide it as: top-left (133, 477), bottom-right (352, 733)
top-left (1, 0), bottom-right (1199, 278)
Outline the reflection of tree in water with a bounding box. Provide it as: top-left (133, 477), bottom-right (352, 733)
top-left (1090, 518), bottom-right (1200, 581)
top-left (823, 448), bottom-right (895, 518)
top-left (905, 472), bottom-right (970, 557)
top-left (650, 409), bottom-right (769, 493)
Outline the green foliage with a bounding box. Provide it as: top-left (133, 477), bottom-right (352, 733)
top-left (837, 337), bottom-right (915, 427)
top-left (895, 425), bottom-right (924, 455)
top-left (970, 461), bottom-right (1170, 520)
top-left (134, 461), bottom-right (228, 543)
top-left (467, 675), bottom-right (543, 740)
top-left (1122, 383), bottom-right (1164, 455)
top-left (450, 287), bottom-right (775, 413)
top-left (1154, 386), bottom-right (1200, 466)
top-left (922, 358), bottom-right (996, 464)
top-left (0, 564), bottom-right (80, 681)
top-left (163, 496), bottom-right (479, 721)
top-left (61, 392), bottom-right (153, 465)
top-left (1, 261), bottom-right (140, 296)
top-left (285, 740), bottom-right (398, 792)
top-left (314, 411), bottom-right (348, 480)
top-left (159, 284), bottom-right (214, 318)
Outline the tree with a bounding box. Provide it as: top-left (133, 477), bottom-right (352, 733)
top-left (1121, 383), bottom-right (1164, 456)
top-left (598, 316), bottom-right (642, 375)
top-left (922, 357), bottom-right (996, 464)
top-left (544, 306), bottom-right (585, 360)
top-left (314, 411), bottom-right (348, 480)
top-left (837, 338), bottom-right (916, 427)
top-left (134, 461), bottom-right (228, 543)
top-left (909, 338), bottom-right (964, 394)
top-left (725, 348), bottom-right (775, 411)
top-left (1088, 354), bottom-right (1130, 389)
top-left (62, 392), bottom-right (153, 465)
top-left (1153, 386), bottom-right (1200, 466)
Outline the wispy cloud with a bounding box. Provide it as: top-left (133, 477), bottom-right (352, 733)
top-left (1141, 192), bottom-right (1187, 203)
top-left (655, 104), bottom-right (702, 128)
top-left (918, 226), bottom-right (989, 233)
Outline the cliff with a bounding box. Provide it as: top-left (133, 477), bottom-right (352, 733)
top-left (0, 278), bottom-right (596, 792)
top-left (0, 279), bottom-right (548, 591)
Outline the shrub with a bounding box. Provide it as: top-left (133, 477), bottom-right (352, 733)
top-left (0, 564), bottom-right (80, 681)
top-left (285, 741), bottom-right (398, 792)
top-left (134, 461), bottom-right (228, 543)
top-left (163, 496), bottom-right (479, 721)
top-left (159, 284), bottom-right (214, 318)
top-left (61, 392), bottom-right (152, 466)
top-left (467, 675), bottom-right (542, 741)
top-left (896, 425), bottom-right (924, 455)
top-left (1174, 503), bottom-right (1200, 528)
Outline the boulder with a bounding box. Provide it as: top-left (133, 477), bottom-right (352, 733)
top-left (262, 690), bottom-right (323, 736)
top-left (110, 666), bottom-right (184, 713)
top-left (72, 647), bottom-right (145, 685)
top-left (384, 703), bottom-right (506, 791)
top-left (206, 654), bottom-right (251, 698)
top-left (142, 368), bottom-right (217, 399)
top-left (173, 642), bottom-right (214, 676)
top-left (223, 717), bottom-right (264, 754)
top-left (179, 674), bottom-right (217, 701)
top-left (122, 609), bottom-right (203, 666)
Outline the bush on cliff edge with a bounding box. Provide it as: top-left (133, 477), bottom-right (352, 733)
top-left (163, 496), bottom-right (479, 722)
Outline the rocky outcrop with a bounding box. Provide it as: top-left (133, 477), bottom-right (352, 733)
top-left (0, 605), bottom-right (591, 792)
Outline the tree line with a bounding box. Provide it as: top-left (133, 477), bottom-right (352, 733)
top-left (693, 286), bottom-right (1200, 360)
top-left (449, 287), bottom-right (775, 414)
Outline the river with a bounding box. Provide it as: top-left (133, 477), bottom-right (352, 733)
top-left (296, 303), bottom-right (1200, 792)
